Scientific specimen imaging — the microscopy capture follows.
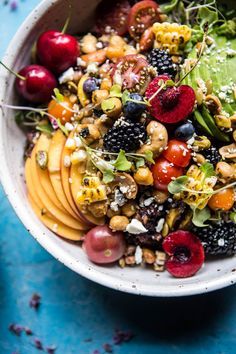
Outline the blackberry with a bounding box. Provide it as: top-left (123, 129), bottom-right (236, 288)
top-left (125, 201), bottom-right (165, 249)
top-left (202, 146), bottom-right (221, 165)
top-left (193, 221), bottom-right (236, 256)
top-left (147, 49), bottom-right (177, 79)
top-left (103, 119), bottom-right (147, 153)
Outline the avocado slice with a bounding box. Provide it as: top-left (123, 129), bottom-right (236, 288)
top-left (201, 105), bottom-right (230, 142)
top-left (182, 34), bottom-right (236, 115)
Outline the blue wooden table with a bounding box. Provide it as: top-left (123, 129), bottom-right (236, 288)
top-left (1, 1), bottom-right (236, 353)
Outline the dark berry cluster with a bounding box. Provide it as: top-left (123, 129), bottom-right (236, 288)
top-left (103, 119), bottom-right (147, 153)
top-left (147, 49), bottom-right (177, 79)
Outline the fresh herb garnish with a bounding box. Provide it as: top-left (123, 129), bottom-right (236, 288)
top-left (191, 206), bottom-right (211, 227)
top-left (113, 150), bottom-right (132, 171)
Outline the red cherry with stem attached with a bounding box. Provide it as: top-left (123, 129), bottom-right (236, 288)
top-left (36, 30), bottom-right (80, 74)
top-left (15, 65), bottom-right (57, 103)
top-left (163, 230), bottom-right (205, 278)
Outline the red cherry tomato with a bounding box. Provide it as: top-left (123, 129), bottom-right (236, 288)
top-left (111, 54), bottom-right (151, 94)
top-left (84, 225), bottom-right (126, 264)
top-left (152, 157), bottom-right (184, 191)
top-left (95, 0), bottom-right (131, 36)
top-left (163, 139), bottom-right (191, 168)
top-left (128, 0), bottom-right (161, 40)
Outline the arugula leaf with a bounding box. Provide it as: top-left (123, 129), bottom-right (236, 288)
top-left (230, 212), bottom-right (236, 223)
top-left (197, 7), bottom-right (218, 30)
top-left (192, 207), bottom-right (211, 227)
top-left (56, 119), bottom-right (69, 136)
top-left (110, 84), bottom-right (122, 98)
top-left (168, 176), bottom-right (188, 194)
top-left (121, 90), bottom-right (130, 106)
top-left (136, 158), bottom-right (145, 169)
top-left (113, 150), bottom-right (132, 171)
top-left (161, 0), bottom-right (179, 14)
top-left (53, 88), bottom-right (64, 102)
top-left (101, 98), bottom-right (115, 112)
top-left (103, 169), bottom-right (115, 183)
top-left (144, 150), bottom-right (155, 164)
top-left (200, 162), bottom-right (215, 178)
top-left (36, 123), bottom-right (53, 135)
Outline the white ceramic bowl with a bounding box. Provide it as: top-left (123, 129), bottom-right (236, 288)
top-left (0, 0), bottom-right (236, 297)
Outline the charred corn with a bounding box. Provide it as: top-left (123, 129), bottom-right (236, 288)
top-left (77, 176), bottom-right (107, 204)
top-left (152, 22), bottom-right (191, 54)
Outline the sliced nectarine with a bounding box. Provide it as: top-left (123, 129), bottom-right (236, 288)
top-left (48, 130), bottom-right (80, 219)
top-left (34, 133), bottom-right (66, 212)
top-left (60, 131), bottom-right (86, 219)
top-left (28, 194), bottom-right (84, 241)
top-left (31, 137), bottom-right (88, 230)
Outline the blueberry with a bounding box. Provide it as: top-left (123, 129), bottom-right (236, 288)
top-left (123, 93), bottom-right (146, 119)
top-left (83, 77), bottom-right (99, 95)
top-left (174, 122), bottom-right (195, 141)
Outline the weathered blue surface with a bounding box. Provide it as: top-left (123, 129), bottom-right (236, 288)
top-left (1, 1), bottom-right (236, 353)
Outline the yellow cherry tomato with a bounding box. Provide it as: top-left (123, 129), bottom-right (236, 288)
top-left (48, 96), bottom-right (73, 124)
top-left (208, 188), bottom-right (235, 211)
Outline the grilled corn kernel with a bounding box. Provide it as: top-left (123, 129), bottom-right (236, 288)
top-left (152, 22), bottom-right (192, 54)
top-left (76, 176), bottom-right (107, 204)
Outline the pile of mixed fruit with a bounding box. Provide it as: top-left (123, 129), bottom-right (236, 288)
top-left (2, 0), bottom-right (236, 278)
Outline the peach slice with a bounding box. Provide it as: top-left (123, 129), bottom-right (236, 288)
top-left (70, 163), bottom-right (105, 226)
top-left (48, 130), bottom-right (80, 219)
top-left (28, 194), bottom-right (84, 241)
top-left (34, 133), bottom-right (65, 212)
top-left (60, 131), bottom-right (84, 218)
top-left (31, 136), bottom-right (88, 230)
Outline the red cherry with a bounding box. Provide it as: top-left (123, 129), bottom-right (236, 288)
top-left (36, 30), bottom-right (80, 74)
top-left (145, 76), bottom-right (196, 124)
top-left (163, 230), bottom-right (205, 278)
top-left (15, 65), bottom-right (57, 103)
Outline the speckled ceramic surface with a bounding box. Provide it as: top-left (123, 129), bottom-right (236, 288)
top-left (1, 0), bottom-right (236, 297)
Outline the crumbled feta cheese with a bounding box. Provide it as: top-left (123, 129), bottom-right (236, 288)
top-left (64, 155), bottom-right (71, 167)
top-left (143, 197), bottom-right (155, 207)
top-left (65, 138), bottom-right (76, 150)
top-left (59, 67), bottom-right (75, 84)
top-left (155, 218), bottom-right (165, 233)
top-left (110, 189), bottom-right (126, 211)
top-left (74, 136), bottom-right (83, 148)
top-left (134, 246), bottom-right (143, 265)
top-left (77, 57), bottom-right (86, 67)
top-left (126, 219), bottom-right (148, 234)
top-left (64, 122), bottom-right (74, 131)
top-left (86, 62), bottom-right (99, 74)
top-left (70, 150), bottom-right (87, 164)
top-left (120, 185), bottom-right (129, 194)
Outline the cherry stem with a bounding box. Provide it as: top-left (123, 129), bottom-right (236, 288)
top-left (0, 61), bottom-right (26, 81)
top-left (147, 82), bottom-right (166, 103)
top-left (61, 4), bottom-right (72, 34)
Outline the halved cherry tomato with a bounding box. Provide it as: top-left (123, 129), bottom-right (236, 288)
top-left (95, 0), bottom-right (131, 36)
top-left (208, 188), bottom-right (235, 211)
top-left (163, 139), bottom-right (191, 168)
top-left (48, 96), bottom-right (74, 124)
top-left (111, 54), bottom-right (151, 94)
top-left (152, 157), bottom-right (184, 191)
top-left (128, 0), bottom-right (161, 40)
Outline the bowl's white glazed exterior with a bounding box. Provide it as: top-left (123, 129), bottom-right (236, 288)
top-left (1, 0), bottom-right (236, 297)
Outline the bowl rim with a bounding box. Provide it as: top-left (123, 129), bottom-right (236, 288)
top-left (1, 0), bottom-right (236, 297)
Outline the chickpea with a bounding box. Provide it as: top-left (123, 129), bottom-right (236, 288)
top-left (107, 208), bottom-right (120, 218)
top-left (109, 215), bottom-right (129, 231)
top-left (216, 161), bottom-right (234, 181)
top-left (143, 248), bottom-right (155, 264)
top-left (121, 201), bottom-right (137, 217)
top-left (92, 89), bottom-right (109, 105)
top-left (152, 190), bottom-right (168, 204)
top-left (193, 153), bottom-right (206, 165)
top-left (101, 97), bottom-right (122, 118)
top-left (134, 167), bottom-right (154, 186)
top-left (81, 33), bottom-right (97, 54)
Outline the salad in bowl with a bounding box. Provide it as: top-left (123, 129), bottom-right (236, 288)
top-left (1, 0), bottom-right (236, 281)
